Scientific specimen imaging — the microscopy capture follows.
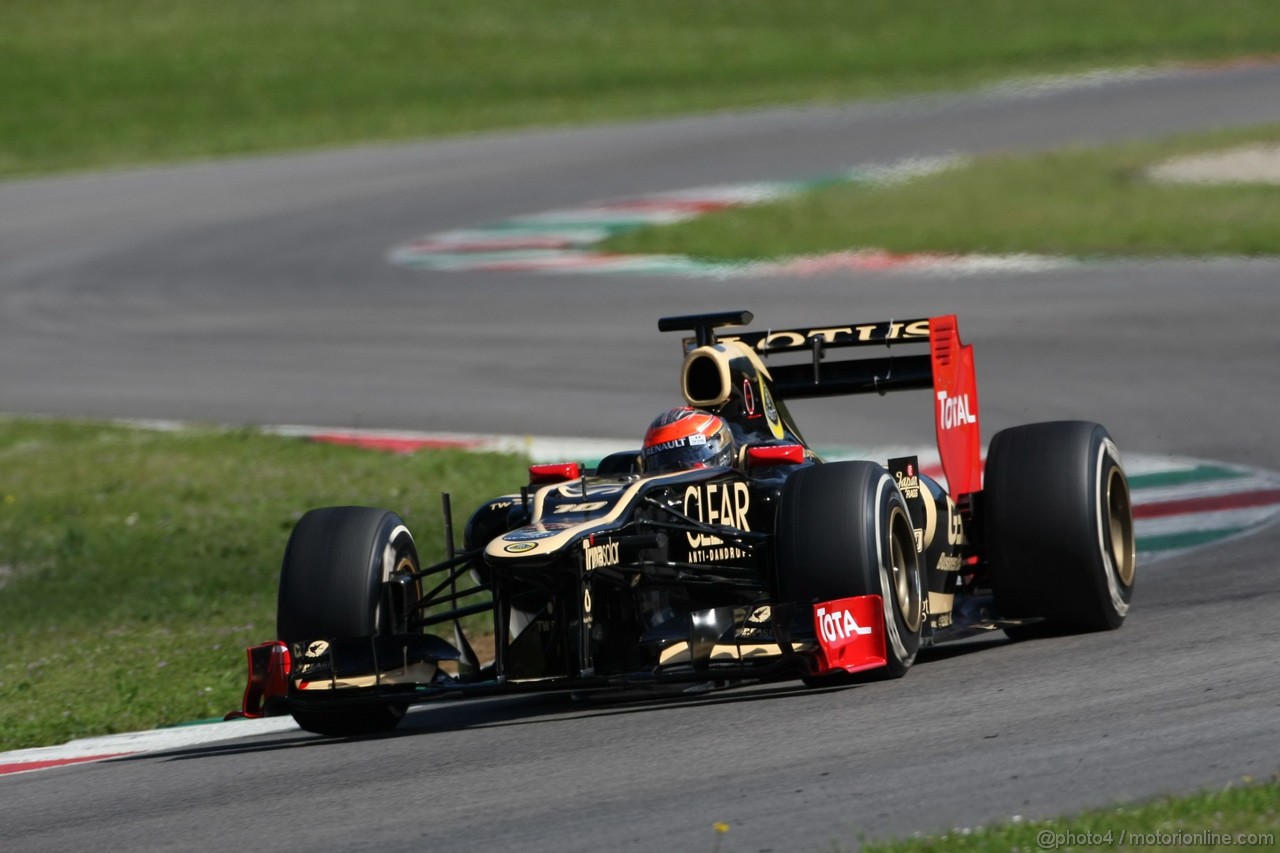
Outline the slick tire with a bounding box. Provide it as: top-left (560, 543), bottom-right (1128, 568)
top-left (985, 421), bottom-right (1136, 638)
top-left (277, 506), bottom-right (420, 736)
top-left (776, 461), bottom-right (924, 680)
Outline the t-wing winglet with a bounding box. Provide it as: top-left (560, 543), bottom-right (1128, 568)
top-left (659, 310), bottom-right (754, 348)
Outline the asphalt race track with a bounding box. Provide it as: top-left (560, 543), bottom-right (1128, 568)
top-left (2, 64), bottom-right (1279, 850)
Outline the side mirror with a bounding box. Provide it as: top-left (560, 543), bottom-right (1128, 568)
top-left (529, 462), bottom-right (583, 485)
top-left (745, 444), bottom-right (805, 466)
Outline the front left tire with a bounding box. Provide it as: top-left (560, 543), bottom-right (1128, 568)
top-left (277, 506), bottom-right (420, 736)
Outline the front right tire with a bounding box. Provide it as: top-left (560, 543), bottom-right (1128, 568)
top-left (775, 461), bottom-right (924, 679)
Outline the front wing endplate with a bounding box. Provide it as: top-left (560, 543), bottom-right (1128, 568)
top-left (812, 595), bottom-right (887, 675)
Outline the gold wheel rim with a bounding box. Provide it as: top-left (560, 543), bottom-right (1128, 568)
top-left (1105, 467), bottom-right (1137, 587)
top-left (888, 505), bottom-right (923, 633)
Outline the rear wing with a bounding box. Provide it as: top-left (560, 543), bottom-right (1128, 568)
top-left (718, 317), bottom-right (936, 398)
top-left (659, 311), bottom-right (983, 497)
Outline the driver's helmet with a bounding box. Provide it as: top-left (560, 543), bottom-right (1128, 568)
top-left (640, 407), bottom-right (736, 474)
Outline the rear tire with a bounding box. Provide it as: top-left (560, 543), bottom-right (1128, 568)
top-left (278, 506), bottom-right (420, 736)
top-left (776, 461), bottom-right (923, 679)
top-left (985, 421), bottom-right (1136, 637)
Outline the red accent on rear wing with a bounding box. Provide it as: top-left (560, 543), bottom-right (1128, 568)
top-left (225, 641), bottom-right (291, 720)
top-left (929, 316), bottom-right (982, 498)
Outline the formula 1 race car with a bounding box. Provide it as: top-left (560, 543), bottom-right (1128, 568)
top-left (234, 310), bottom-right (1136, 736)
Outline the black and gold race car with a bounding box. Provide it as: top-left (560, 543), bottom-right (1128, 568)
top-left (234, 310), bottom-right (1136, 736)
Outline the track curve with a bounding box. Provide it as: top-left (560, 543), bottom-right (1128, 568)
top-left (1, 64), bottom-right (1279, 851)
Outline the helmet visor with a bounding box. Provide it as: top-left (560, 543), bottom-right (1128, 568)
top-left (641, 427), bottom-right (733, 474)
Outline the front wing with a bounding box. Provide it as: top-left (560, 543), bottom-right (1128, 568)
top-left (232, 595), bottom-right (888, 718)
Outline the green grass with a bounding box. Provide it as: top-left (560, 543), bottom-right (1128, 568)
top-left (0, 418), bottom-right (525, 752)
top-left (860, 778), bottom-right (1279, 851)
top-left (3, 1), bottom-right (1280, 179)
top-left (602, 124), bottom-right (1280, 259)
